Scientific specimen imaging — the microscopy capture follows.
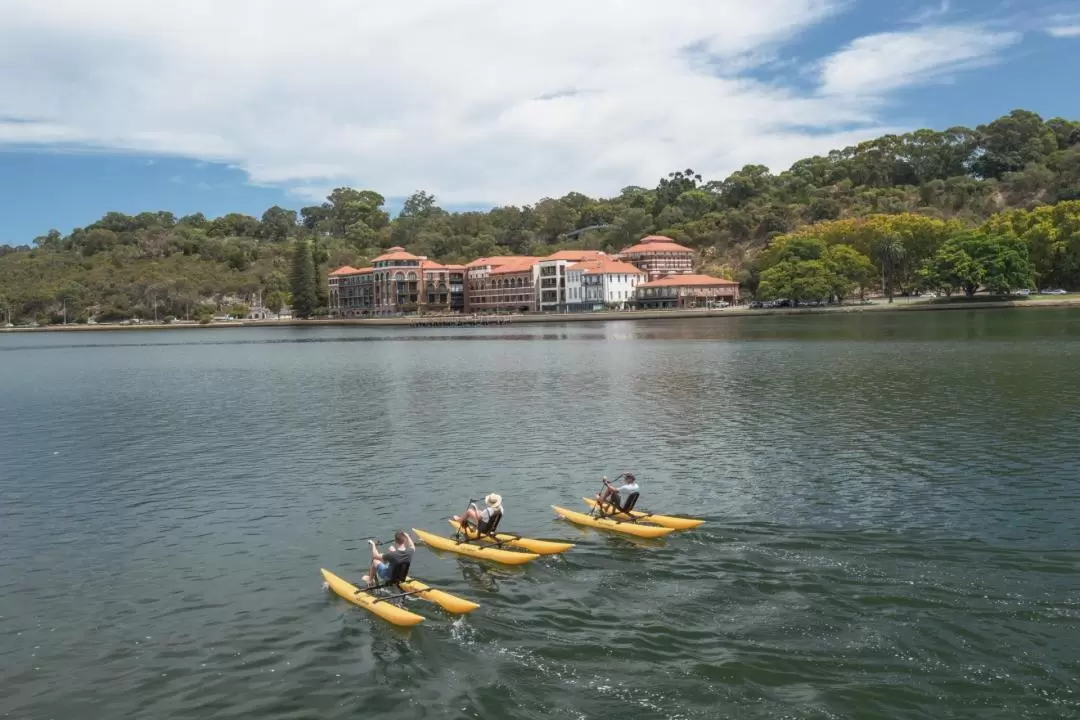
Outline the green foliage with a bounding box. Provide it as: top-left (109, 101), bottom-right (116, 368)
top-left (757, 236), bottom-right (875, 302)
top-left (289, 239), bottom-right (318, 319)
top-left (825, 245), bottom-right (876, 301)
top-left (921, 231), bottom-right (1034, 296)
top-left (0, 109), bottom-right (1077, 323)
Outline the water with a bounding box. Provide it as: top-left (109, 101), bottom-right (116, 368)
top-left (1, 310), bottom-right (1079, 719)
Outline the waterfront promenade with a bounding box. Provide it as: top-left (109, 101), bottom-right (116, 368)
top-left (3, 295), bottom-right (1079, 333)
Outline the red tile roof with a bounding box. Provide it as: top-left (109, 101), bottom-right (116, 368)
top-left (372, 246), bottom-right (421, 263)
top-left (328, 265), bottom-right (372, 277)
top-left (541, 249), bottom-right (607, 262)
top-left (569, 258), bottom-right (647, 276)
top-left (619, 235), bottom-right (693, 255)
top-left (638, 273), bottom-right (738, 288)
top-left (328, 265), bottom-right (360, 277)
top-left (490, 257), bottom-right (539, 275)
top-left (465, 255), bottom-right (534, 269)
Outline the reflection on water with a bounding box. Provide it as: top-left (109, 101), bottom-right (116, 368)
top-left (1, 310), bottom-right (1078, 719)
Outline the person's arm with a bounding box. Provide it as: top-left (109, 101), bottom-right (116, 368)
top-left (369, 539), bottom-right (384, 561)
top-left (403, 533), bottom-right (415, 551)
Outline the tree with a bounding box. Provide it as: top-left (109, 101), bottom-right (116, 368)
top-left (2, 109), bottom-right (1078, 322)
top-left (920, 241), bottom-right (984, 296)
top-left (758, 259), bottom-right (834, 303)
top-left (289, 239), bottom-right (318, 318)
top-left (921, 231), bottom-right (1034, 296)
top-left (971, 110), bottom-right (1058, 180)
top-left (984, 200), bottom-right (1080, 290)
top-left (825, 245), bottom-right (875, 301)
top-left (260, 206), bottom-right (297, 243)
top-left (265, 290), bottom-right (289, 314)
top-left (654, 169), bottom-right (702, 214)
top-left (400, 190), bottom-right (439, 219)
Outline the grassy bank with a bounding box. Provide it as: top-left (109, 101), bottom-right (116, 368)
top-left (3, 295), bottom-right (1079, 334)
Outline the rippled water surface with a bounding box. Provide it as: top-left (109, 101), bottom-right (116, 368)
top-left (2, 310), bottom-right (1079, 719)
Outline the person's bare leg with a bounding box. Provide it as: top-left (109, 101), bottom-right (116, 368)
top-left (367, 543), bottom-right (380, 586)
top-left (454, 507), bottom-right (480, 528)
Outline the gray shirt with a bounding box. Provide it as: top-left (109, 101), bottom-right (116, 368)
top-left (384, 545), bottom-right (413, 567)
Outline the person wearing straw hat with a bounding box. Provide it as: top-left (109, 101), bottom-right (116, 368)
top-left (453, 493), bottom-right (504, 535)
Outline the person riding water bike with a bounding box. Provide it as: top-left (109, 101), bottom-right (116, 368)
top-left (453, 493), bottom-right (503, 535)
top-left (363, 530), bottom-right (415, 587)
top-left (596, 473), bottom-right (639, 512)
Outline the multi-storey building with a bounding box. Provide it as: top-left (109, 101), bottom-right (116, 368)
top-left (466, 256), bottom-right (539, 313)
top-left (634, 274), bottom-right (741, 308)
top-left (420, 260), bottom-right (466, 313)
top-left (617, 235), bottom-right (694, 279)
top-left (572, 258), bottom-right (647, 310)
top-left (367, 247), bottom-right (423, 314)
top-left (536, 250), bottom-right (606, 313)
top-left (468, 257), bottom-right (544, 313)
top-left (328, 247), bottom-right (466, 317)
top-left (330, 243), bottom-right (735, 317)
top-left (328, 265), bottom-right (373, 317)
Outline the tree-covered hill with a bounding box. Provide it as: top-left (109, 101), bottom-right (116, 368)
top-left (1, 109), bottom-right (1078, 324)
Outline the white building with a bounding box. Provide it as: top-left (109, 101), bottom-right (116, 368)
top-left (535, 250), bottom-right (607, 313)
top-left (572, 258), bottom-right (647, 310)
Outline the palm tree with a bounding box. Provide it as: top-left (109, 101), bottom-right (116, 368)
top-left (874, 236), bottom-right (905, 303)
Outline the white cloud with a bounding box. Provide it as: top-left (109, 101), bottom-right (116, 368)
top-left (909, 0), bottom-right (952, 24)
top-left (0, 1), bottom-right (1021, 206)
top-left (818, 25), bottom-right (1020, 97)
top-left (1046, 25), bottom-right (1080, 37)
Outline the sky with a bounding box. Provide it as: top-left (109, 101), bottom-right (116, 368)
top-left (0, 0), bottom-right (1078, 245)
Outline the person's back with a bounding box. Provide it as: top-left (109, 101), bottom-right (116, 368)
top-left (365, 530), bottom-right (415, 587)
top-left (384, 538), bottom-right (414, 569)
top-left (477, 505), bottom-right (502, 534)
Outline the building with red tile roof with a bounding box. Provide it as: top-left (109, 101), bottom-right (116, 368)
top-left (328, 247), bottom-right (465, 316)
top-left (635, 273), bottom-right (740, 308)
top-left (466, 256), bottom-right (539, 313)
top-left (541, 249), bottom-right (607, 263)
top-left (328, 243), bottom-right (740, 316)
top-left (328, 266), bottom-right (373, 316)
top-left (371, 247), bottom-right (423, 264)
top-left (569, 258), bottom-right (647, 309)
top-left (617, 235), bottom-right (694, 279)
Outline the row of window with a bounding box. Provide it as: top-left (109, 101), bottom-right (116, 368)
top-left (337, 273), bottom-right (464, 284)
top-left (471, 296), bottom-right (531, 305)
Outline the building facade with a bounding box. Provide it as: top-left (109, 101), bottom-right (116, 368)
top-left (536, 250), bottom-right (605, 313)
top-left (572, 258), bottom-right (647, 310)
top-left (465, 256), bottom-right (538, 313)
top-left (328, 247), bottom-right (466, 317)
top-left (420, 260), bottom-right (466, 313)
top-left (634, 274), bottom-right (741, 308)
top-left (328, 265), bottom-right (374, 317)
top-left (329, 242), bottom-right (739, 317)
top-left (617, 235), bottom-right (694, 280)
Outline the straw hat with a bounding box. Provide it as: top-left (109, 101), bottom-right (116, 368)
top-left (485, 493), bottom-right (503, 509)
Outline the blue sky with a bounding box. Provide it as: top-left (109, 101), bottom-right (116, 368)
top-left (0, 0), bottom-right (1077, 246)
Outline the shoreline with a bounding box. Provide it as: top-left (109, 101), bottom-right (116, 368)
top-left (3, 296), bottom-right (1079, 333)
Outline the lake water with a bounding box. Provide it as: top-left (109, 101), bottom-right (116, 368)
top-left (1, 310), bottom-right (1079, 719)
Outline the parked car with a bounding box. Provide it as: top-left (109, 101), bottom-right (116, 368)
top-left (1042, 288), bottom-right (1067, 295)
